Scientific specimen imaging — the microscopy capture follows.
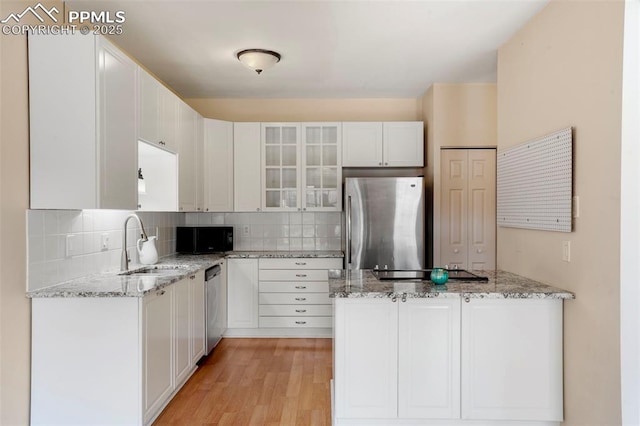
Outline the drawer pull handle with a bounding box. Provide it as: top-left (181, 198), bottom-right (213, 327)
top-left (295, 309), bottom-right (307, 313)
top-left (295, 262), bottom-right (307, 265)
top-left (295, 274), bottom-right (307, 277)
top-left (295, 297), bottom-right (307, 301)
top-left (295, 286), bottom-right (307, 289)
top-left (295, 321), bottom-right (307, 325)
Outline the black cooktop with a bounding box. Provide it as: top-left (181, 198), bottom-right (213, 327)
top-left (372, 269), bottom-right (488, 282)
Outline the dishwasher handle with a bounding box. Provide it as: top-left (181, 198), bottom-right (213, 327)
top-left (205, 264), bottom-right (222, 281)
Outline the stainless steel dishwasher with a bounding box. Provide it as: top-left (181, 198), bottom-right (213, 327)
top-left (205, 264), bottom-right (224, 355)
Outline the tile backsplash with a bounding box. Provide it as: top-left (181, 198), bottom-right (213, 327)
top-left (185, 212), bottom-right (343, 252)
top-left (26, 210), bottom-right (343, 291)
top-left (27, 210), bottom-right (184, 291)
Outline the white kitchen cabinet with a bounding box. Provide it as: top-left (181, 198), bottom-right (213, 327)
top-left (234, 122), bottom-right (262, 212)
top-left (143, 286), bottom-right (174, 423)
top-left (31, 273), bottom-right (208, 426)
top-left (301, 123), bottom-right (342, 211)
top-left (262, 123), bottom-right (302, 211)
top-left (190, 271), bottom-right (206, 365)
top-left (440, 149), bottom-right (496, 270)
top-left (334, 297), bottom-right (459, 421)
top-left (204, 119), bottom-right (234, 212)
top-left (227, 258), bottom-right (259, 328)
top-left (258, 258), bottom-right (341, 329)
top-left (138, 68), bottom-right (179, 153)
top-left (461, 298), bottom-right (563, 422)
top-left (173, 278), bottom-right (191, 387)
top-left (29, 33), bottom-right (137, 210)
top-left (342, 121), bottom-right (423, 168)
top-left (178, 102), bottom-right (199, 212)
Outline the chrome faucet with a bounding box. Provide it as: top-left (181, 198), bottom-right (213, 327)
top-left (121, 213), bottom-right (149, 272)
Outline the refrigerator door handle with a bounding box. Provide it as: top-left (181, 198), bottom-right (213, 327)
top-left (346, 195), bottom-right (352, 265)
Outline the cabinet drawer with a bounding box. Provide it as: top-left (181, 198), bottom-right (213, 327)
top-left (259, 316), bottom-right (332, 328)
top-left (259, 258), bottom-right (343, 270)
top-left (259, 292), bottom-right (331, 305)
top-left (259, 304), bottom-right (332, 317)
top-left (259, 281), bottom-right (328, 293)
top-left (259, 269), bottom-right (329, 281)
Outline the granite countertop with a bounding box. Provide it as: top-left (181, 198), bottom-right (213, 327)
top-left (329, 269), bottom-right (575, 300)
top-left (27, 251), bottom-right (344, 298)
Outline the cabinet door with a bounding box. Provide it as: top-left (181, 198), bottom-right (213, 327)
top-left (160, 86), bottom-right (179, 152)
top-left (398, 299), bottom-right (460, 419)
top-left (97, 38), bottom-right (138, 210)
top-left (334, 299), bottom-right (398, 419)
top-left (195, 115), bottom-right (205, 212)
top-left (178, 102), bottom-right (197, 212)
top-left (174, 278), bottom-right (192, 386)
top-left (382, 122), bottom-right (424, 167)
top-left (227, 259), bottom-right (259, 328)
top-left (301, 123), bottom-right (342, 211)
top-left (204, 119), bottom-right (234, 212)
top-left (217, 260), bottom-right (228, 336)
top-left (138, 69), bottom-right (161, 147)
top-left (342, 122), bottom-right (383, 167)
top-left (461, 298), bottom-right (563, 421)
top-left (262, 123), bottom-right (301, 211)
top-left (190, 272), bottom-right (206, 365)
top-left (233, 123), bottom-right (262, 212)
top-left (143, 288), bottom-right (174, 423)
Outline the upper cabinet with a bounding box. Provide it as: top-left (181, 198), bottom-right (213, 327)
top-left (138, 69), bottom-right (179, 153)
top-left (234, 122), bottom-right (262, 212)
top-left (301, 123), bottom-right (342, 211)
top-left (262, 123), bottom-right (301, 211)
top-left (29, 34), bottom-right (137, 210)
top-left (178, 102), bottom-right (199, 212)
top-left (342, 121), bottom-right (424, 167)
top-left (204, 119), bottom-right (234, 212)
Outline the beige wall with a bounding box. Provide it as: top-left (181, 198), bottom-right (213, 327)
top-left (185, 98), bottom-right (422, 122)
top-left (497, 1), bottom-right (624, 424)
top-left (0, 1), bottom-right (31, 423)
top-left (421, 83), bottom-right (497, 266)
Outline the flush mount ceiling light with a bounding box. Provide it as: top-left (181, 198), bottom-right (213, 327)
top-left (236, 49), bottom-right (281, 74)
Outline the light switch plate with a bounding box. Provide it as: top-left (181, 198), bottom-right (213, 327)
top-left (66, 234), bottom-right (75, 257)
top-left (101, 233), bottom-right (109, 250)
top-left (562, 241), bottom-right (571, 262)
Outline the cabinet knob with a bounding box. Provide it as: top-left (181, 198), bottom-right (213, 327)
top-left (391, 296), bottom-right (397, 303)
top-left (454, 249), bottom-right (459, 254)
top-left (157, 290), bottom-right (166, 296)
top-left (303, 208), bottom-right (306, 211)
top-left (179, 207), bottom-right (184, 211)
top-left (256, 208), bottom-right (260, 211)
top-left (465, 297), bottom-right (470, 303)
top-left (197, 208), bottom-right (201, 211)
top-left (206, 208), bottom-right (209, 212)
top-left (385, 162), bottom-right (388, 166)
top-left (379, 162), bottom-right (382, 166)
top-left (477, 249), bottom-right (483, 253)
top-left (401, 293), bottom-right (407, 303)
top-left (159, 141), bottom-right (165, 146)
top-left (189, 275), bottom-right (195, 280)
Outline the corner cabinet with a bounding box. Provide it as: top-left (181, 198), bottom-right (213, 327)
top-left (29, 33), bottom-right (137, 210)
top-left (31, 272), bottom-right (207, 426)
top-left (342, 121), bottom-right (424, 168)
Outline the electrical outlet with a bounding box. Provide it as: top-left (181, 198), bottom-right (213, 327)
top-left (101, 233), bottom-right (109, 250)
top-left (562, 241), bottom-right (571, 262)
top-left (66, 234), bottom-right (75, 257)
top-left (242, 225), bottom-right (250, 236)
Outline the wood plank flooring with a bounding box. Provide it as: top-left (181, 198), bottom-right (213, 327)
top-left (154, 338), bottom-right (333, 425)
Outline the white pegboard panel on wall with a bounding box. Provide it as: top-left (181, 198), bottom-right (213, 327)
top-left (497, 127), bottom-right (573, 232)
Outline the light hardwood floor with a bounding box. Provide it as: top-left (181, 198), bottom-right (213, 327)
top-left (154, 338), bottom-right (333, 425)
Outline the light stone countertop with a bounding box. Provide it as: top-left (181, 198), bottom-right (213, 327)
top-left (329, 269), bottom-right (575, 300)
top-left (27, 251), bottom-right (344, 298)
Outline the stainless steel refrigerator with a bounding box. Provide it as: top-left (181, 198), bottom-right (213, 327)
top-left (344, 177), bottom-right (425, 270)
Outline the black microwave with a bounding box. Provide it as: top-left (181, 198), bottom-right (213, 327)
top-left (176, 226), bottom-right (234, 254)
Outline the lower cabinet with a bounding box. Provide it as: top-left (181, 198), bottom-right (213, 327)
top-left (333, 297), bottom-right (563, 425)
top-left (31, 272), bottom-right (207, 426)
top-left (227, 258), bottom-right (259, 328)
top-left (334, 298), bottom-right (460, 421)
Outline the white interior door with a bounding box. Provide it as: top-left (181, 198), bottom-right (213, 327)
top-left (440, 149), bottom-right (469, 269)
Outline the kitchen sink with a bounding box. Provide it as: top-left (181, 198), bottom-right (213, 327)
top-left (118, 265), bottom-right (190, 276)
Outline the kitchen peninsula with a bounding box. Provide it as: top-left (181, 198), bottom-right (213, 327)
top-left (330, 269), bottom-right (574, 426)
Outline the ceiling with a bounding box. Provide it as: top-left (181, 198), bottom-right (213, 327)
top-left (69, 0), bottom-right (549, 99)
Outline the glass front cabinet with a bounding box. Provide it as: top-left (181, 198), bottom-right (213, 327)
top-left (261, 122), bottom-right (342, 212)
